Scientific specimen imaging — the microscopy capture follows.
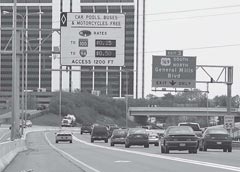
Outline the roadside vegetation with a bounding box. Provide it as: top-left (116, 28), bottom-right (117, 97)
top-left (47, 90), bottom-right (240, 127)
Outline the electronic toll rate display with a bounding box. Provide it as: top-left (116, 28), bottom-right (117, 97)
top-left (95, 39), bottom-right (116, 47)
top-left (60, 13), bottom-right (125, 66)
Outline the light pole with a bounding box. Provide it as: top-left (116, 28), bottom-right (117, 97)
top-left (3, 10), bottom-right (44, 135)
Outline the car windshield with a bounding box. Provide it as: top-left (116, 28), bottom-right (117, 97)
top-left (207, 128), bottom-right (228, 134)
top-left (128, 128), bottom-right (147, 134)
top-left (113, 130), bottom-right (127, 136)
top-left (167, 127), bottom-right (194, 135)
top-left (93, 127), bottom-right (107, 133)
top-left (179, 123), bottom-right (201, 131)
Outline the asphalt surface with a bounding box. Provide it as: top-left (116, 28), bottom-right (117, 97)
top-left (4, 130), bottom-right (240, 172)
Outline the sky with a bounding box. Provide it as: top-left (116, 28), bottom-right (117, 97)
top-left (145, 0), bottom-right (240, 98)
top-left (52, 0), bottom-right (240, 98)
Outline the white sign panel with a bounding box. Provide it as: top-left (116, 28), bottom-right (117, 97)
top-left (60, 13), bottom-right (125, 66)
top-left (224, 115), bottom-right (235, 129)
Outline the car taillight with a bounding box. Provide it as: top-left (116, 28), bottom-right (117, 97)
top-left (226, 136), bottom-right (232, 140)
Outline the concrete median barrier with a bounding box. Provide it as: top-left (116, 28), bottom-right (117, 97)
top-left (0, 139), bottom-right (27, 172)
top-left (0, 125), bottom-right (80, 171)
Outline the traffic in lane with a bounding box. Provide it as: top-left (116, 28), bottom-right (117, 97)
top-left (76, 130), bottom-right (240, 169)
top-left (45, 131), bottom-right (240, 172)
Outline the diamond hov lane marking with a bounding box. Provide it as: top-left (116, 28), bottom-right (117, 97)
top-left (73, 135), bottom-right (240, 172)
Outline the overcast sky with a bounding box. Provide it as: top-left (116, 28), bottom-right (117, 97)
top-left (52, 0), bottom-right (240, 98)
top-left (145, 0), bottom-right (240, 98)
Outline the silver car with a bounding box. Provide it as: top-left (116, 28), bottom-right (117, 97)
top-left (55, 131), bottom-right (73, 144)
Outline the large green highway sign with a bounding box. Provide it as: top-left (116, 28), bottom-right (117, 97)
top-left (152, 55), bottom-right (196, 88)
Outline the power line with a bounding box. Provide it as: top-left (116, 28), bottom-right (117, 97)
top-left (145, 43), bottom-right (240, 54)
top-left (145, 4), bottom-right (240, 16)
top-left (146, 11), bottom-right (240, 22)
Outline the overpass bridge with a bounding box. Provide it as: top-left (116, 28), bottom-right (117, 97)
top-left (128, 107), bottom-right (240, 117)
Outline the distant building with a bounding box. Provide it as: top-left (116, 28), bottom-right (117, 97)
top-left (54, 0), bottom-right (144, 98)
top-left (0, 0), bottom-right (52, 94)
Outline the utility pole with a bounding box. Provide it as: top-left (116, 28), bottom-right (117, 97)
top-left (11, 0), bottom-right (20, 140)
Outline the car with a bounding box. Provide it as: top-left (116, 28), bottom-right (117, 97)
top-left (19, 120), bottom-right (26, 128)
top-left (147, 130), bottom-right (160, 146)
top-left (107, 125), bottom-right (119, 138)
top-left (199, 127), bottom-right (232, 152)
top-left (178, 122), bottom-right (203, 137)
top-left (91, 125), bottom-right (109, 143)
top-left (161, 126), bottom-right (199, 154)
top-left (125, 128), bottom-right (149, 148)
top-left (25, 120), bottom-right (32, 127)
top-left (110, 129), bottom-right (128, 146)
top-left (55, 131), bottom-right (73, 144)
top-left (81, 123), bottom-right (92, 134)
top-left (37, 104), bottom-right (46, 110)
top-left (61, 119), bottom-right (72, 127)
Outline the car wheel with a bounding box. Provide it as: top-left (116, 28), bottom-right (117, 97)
top-left (144, 144), bottom-right (149, 148)
top-left (105, 139), bottom-right (108, 143)
top-left (193, 149), bottom-right (198, 154)
top-left (110, 143), bottom-right (114, 146)
top-left (188, 149), bottom-right (193, 154)
top-left (223, 148), bottom-right (227, 152)
top-left (56, 141), bottom-right (58, 144)
top-left (203, 145), bottom-right (207, 151)
top-left (155, 143), bottom-right (159, 146)
top-left (165, 147), bottom-right (169, 154)
top-left (81, 132), bottom-right (83, 135)
top-left (70, 140), bottom-right (72, 143)
top-left (125, 144), bottom-right (130, 148)
top-left (91, 139), bottom-right (94, 143)
top-left (228, 147), bottom-right (232, 152)
top-left (199, 147), bottom-right (203, 151)
top-left (161, 146), bottom-right (165, 153)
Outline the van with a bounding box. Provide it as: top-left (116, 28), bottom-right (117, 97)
top-left (91, 125), bottom-right (109, 143)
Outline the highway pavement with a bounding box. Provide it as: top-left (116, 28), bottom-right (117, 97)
top-left (3, 130), bottom-right (240, 172)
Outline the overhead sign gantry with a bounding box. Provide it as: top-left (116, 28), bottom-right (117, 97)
top-left (60, 12), bottom-right (125, 66)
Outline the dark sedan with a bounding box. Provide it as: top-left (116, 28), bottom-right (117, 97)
top-left (199, 127), bottom-right (232, 152)
top-left (110, 129), bottom-right (128, 146)
top-left (161, 126), bottom-right (199, 154)
top-left (81, 123), bottom-right (92, 134)
top-left (125, 128), bottom-right (149, 148)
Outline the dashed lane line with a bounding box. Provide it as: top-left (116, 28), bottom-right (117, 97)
top-left (73, 135), bottom-right (240, 172)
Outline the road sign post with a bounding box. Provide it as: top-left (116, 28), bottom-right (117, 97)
top-left (224, 115), bottom-right (235, 130)
top-left (60, 13), bottom-right (125, 66)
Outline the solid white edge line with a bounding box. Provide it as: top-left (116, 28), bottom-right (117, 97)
top-left (72, 135), bottom-right (240, 172)
top-left (44, 132), bottom-right (101, 172)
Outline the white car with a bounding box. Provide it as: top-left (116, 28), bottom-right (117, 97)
top-left (147, 130), bottom-right (159, 146)
top-left (55, 131), bottom-right (73, 144)
top-left (25, 120), bottom-right (32, 127)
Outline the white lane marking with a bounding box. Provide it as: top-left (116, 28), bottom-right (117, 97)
top-left (44, 132), bottom-right (101, 172)
top-left (73, 135), bottom-right (240, 172)
top-left (114, 160), bottom-right (131, 163)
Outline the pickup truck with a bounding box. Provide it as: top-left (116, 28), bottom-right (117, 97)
top-left (178, 122), bottom-right (203, 137)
